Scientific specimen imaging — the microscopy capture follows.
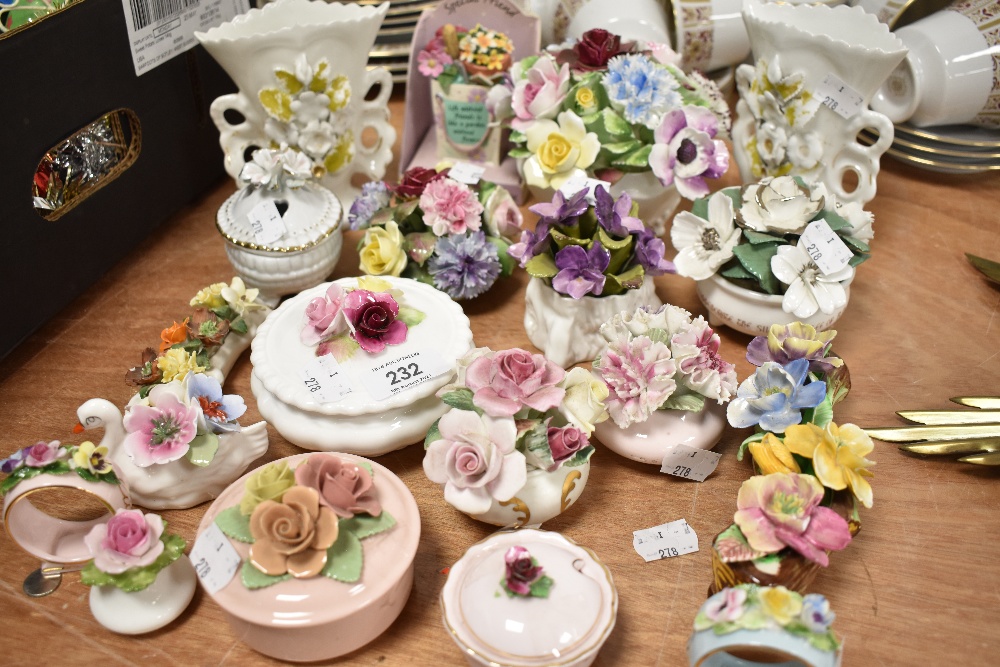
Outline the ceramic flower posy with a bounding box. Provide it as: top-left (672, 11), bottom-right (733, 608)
top-left (0, 439), bottom-right (119, 496)
top-left (214, 454), bottom-right (396, 588)
top-left (510, 185), bottom-right (673, 299)
top-left (593, 304), bottom-right (738, 429)
top-left (423, 347), bottom-right (608, 515)
top-left (418, 23), bottom-right (514, 87)
top-left (671, 176), bottom-right (874, 319)
top-left (80, 509), bottom-right (186, 592)
top-left (491, 29), bottom-right (730, 195)
top-left (501, 545), bottom-right (553, 598)
top-left (239, 145), bottom-right (315, 191)
top-left (694, 584), bottom-right (840, 654)
top-left (126, 277), bottom-right (265, 392)
top-left (122, 373), bottom-right (247, 469)
top-left (348, 167), bottom-right (523, 300)
top-left (301, 276), bottom-right (427, 359)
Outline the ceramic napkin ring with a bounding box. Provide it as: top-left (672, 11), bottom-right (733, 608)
top-left (2, 441), bottom-right (127, 566)
top-left (688, 585), bottom-right (842, 667)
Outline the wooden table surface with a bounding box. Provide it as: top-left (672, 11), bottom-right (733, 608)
top-left (2, 97), bottom-right (999, 667)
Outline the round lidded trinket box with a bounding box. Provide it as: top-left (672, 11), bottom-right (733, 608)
top-left (196, 451), bottom-right (420, 662)
top-left (217, 182), bottom-right (343, 301)
top-left (250, 276), bottom-right (475, 455)
top-left (441, 529), bottom-right (618, 667)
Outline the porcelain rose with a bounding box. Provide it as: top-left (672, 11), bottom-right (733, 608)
top-left (511, 55), bottom-right (571, 131)
top-left (85, 509), bottom-right (165, 575)
top-left (249, 486), bottom-right (339, 579)
top-left (294, 454), bottom-right (381, 518)
top-left (739, 177), bottom-right (824, 235)
top-left (522, 110), bottom-right (600, 190)
top-left (465, 348), bottom-right (566, 418)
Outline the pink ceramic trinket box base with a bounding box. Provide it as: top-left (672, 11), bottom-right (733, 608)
top-left (593, 403), bottom-right (726, 465)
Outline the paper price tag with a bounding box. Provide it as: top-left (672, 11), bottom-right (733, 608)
top-left (798, 219), bottom-right (853, 276)
top-left (247, 200), bottom-right (288, 246)
top-left (357, 348), bottom-right (451, 401)
top-left (189, 523), bottom-right (242, 593)
top-left (633, 519), bottom-right (699, 562)
top-left (817, 74), bottom-right (864, 120)
top-left (659, 444), bottom-right (722, 482)
top-left (300, 354), bottom-right (353, 403)
top-left (448, 162), bottom-right (486, 185)
top-left (558, 173), bottom-right (608, 204)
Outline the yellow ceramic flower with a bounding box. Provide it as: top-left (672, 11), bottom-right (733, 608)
top-left (758, 586), bottom-right (802, 625)
top-left (221, 276), bottom-right (263, 316)
top-left (575, 87), bottom-right (596, 112)
top-left (748, 433), bottom-right (801, 475)
top-left (357, 276), bottom-right (393, 293)
top-left (559, 367), bottom-right (609, 435)
top-left (240, 461), bottom-right (297, 515)
top-left (523, 110), bottom-right (600, 190)
top-left (783, 422), bottom-right (875, 508)
top-left (190, 282), bottom-right (227, 309)
top-left (156, 348), bottom-right (206, 383)
top-left (359, 221), bottom-right (407, 277)
top-left (72, 441), bottom-right (112, 475)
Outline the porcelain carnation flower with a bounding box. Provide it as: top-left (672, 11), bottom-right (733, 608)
top-left (597, 333), bottom-right (677, 429)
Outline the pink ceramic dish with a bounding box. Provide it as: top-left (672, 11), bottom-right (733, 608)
top-left (196, 452), bottom-right (420, 662)
top-left (593, 403), bottom-right (727, 465)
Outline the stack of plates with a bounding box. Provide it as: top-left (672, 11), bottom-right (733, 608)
top-left (860, 123), bottom-right (1000, 175)
top-left (335, 0), bottom-right (439, 84)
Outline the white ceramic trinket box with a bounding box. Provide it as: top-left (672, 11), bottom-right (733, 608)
top-left (442, 529), bottom-right (618, 667)
top-left (251, 276), bottom-right (475, 455)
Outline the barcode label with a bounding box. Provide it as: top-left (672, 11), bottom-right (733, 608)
top-left (128, 0), bottom-right (198, 31)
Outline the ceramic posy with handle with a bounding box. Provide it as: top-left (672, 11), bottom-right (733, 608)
top-left (195, 0), bottom-right (395, 206)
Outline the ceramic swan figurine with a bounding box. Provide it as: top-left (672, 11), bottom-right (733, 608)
top-left (77, 398), bottom-right (269, 510)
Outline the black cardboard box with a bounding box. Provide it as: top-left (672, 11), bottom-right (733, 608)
top-left (1, 0), bottom-right (235, 359)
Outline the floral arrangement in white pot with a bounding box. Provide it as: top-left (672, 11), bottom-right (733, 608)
top-left (423, 347), bottom-right (608, 526)
top-left (671, 176), bottom-right (873, 333)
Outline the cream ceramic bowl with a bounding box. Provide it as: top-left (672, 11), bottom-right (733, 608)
top-left (594, 403), bottom-right (727, 465)
top-left (441, 529), bottom-right (618, 667)
top-left (196, 452), bottom-right (420, 662)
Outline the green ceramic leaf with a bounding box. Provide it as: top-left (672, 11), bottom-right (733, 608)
top-left (74, 467), bottom-right (119, 486)
top-left (818, 207), bottom-right (850, 232)
top-left (322, 530), bottom-right (363, 583)
top-left (841, 235), bottom-right (870, 254)
top-left (737, 432), bottom-right (765, 461)
top-left (211, 305), bottom-right (238, 321)
top-left (522, 421), bottom-right (555, 470)
top-left (230, 317), bottom-right (248, 335)
top-left (646, 327), bottom-right (670, 344)
top-left (660, 390), bottom-right (705, 413)
top-left (810, 394), bottom-right (834, 429)
top-left (825, 363), bottom-right (852, 407)
top-left (341, 510), bottom-right (396, 540)
top-left (732, 242), bottom-right (782, 294)
top-left (564, 444), bottom-right (595, 467)
top-left (847, 253), bottom-right (869, 268)
top-left (441, 388), bottom-right (477, 412)
top-left (598, 227), bottom-right (634, 276)
top-left (242, 560), bottom-right (291, 589)
top-left (808, 632), bottom-right (841, 653)
top-left (368, 207), bottom-right (395, 228)
top-left (487, 236), bottom-right (515, 277)
top-left (185, 432), bottom-right (219, 468)
top-left (743, 229), bottom-right (786, 245)
top-left (525, 253), bottom-right (558, 279)
top-left (601, 108), bottom-right (632, 139)
top-left (603, 265), bottom-right (645, 296)
top-left (691, 197), bottom-right (709, 220)
top-left (509, 130), bottom-right (527, 144)
top-left (750, 553), bottom-right (781, 575)
top-left (436, 68), bottom-right (459, 95)
top-left (601, 140), bottom-right (641, 156)
top-left (81, 533), bottom-right (186, 592)
top-left (611, 145), bottom-right (652, 171)
top-left (528, 574), bottom-right (553, 598)
top-left (508, 148), bottom-right (532, 159)
top-left (720, 263), bottom-right (755, 281)
top-left (424, 418), bottom-right (442, 449)
top-left (317, 332), bottom-right (360, 362)
top-left (404, 232), bottom-right (437, 265)
top-left (397, 306), bottom-right (426, 327)
top-left (357, 459), bottom-right (374, 478)
top-left (215, 506), bottom-right (255, 543)
top-left (550, 228), bottom-right (591, 250)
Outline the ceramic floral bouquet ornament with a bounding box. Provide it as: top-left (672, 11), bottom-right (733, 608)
top-left (419, 24), bottom-right (515, 164)
top-left (423, 347), bottom-right (608, 526)
top-left (490, 28), bottom-right (730, 225)
top-left (592, 304), bottom-right (738, 464)
top-left (512, 185), bottom-right (671, 366)
top-left (81, 508), bottom-right (197, 634)
top-left (348, 167), bottom-right (523, 300)
top-left (213, 455), bottom-right (395, 587)
top-left (502, 545), bottom-right (553, 598)
top-left (689, 585), bottom-right (841, 666)
top-left (674, 176), bottom-right (874, 335)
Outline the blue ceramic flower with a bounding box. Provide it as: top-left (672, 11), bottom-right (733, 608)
top-left (428, 231), bottom-right (501, 300)
top-left (602, 54), bottom-right (681, 129)
top-left (187, 373), bottom-right (246, 433)
top-left (348, 181), bottom-right (390, 230)
top-left (800, 594), bottom-right (836, 633)
top-left (726, 358), bottom-right (826, 433)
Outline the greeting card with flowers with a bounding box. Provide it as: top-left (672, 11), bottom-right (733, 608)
top-left (213, 455), bottom-right (395, 588)
top-left (348, 167), bottom-right (522, 300)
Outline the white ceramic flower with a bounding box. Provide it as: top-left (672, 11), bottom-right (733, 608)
top-left (221, 277), bottom-right (263, 316)
top-left (558, 367), bottom-right (609, 435)
top-left (240, 148), bottom-right (284, 188)
top-left (671, 192), bottom-right (741, 280)
top-left (297, 120), bottom-right (338, 160)
top-left (290, 90), bottom-right (332, 125)
top-left (836, 201), bottom-right (874, 242)
top-left (522, 110), bottom-right (600, 190)
top-left (755, 122), bottom-right (788, 171)
top-left (771, 245), bottom-right (854, 318)
top-left (279, 148), bottom-right (315, 187)
top-left (787, 132), bottom-right (823, 170)
top-left (740, 177), bottom-right (824, 235)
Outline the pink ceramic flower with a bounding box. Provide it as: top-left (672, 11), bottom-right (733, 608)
top-left (511, 55), bottom-right (571, 131)
top-left (294, 454), bottom-right (382, 518)
top-left (734, 473), bottom-right (852, 567)
top-left (84, 509), bottom-right (165, 574)
top-left (419, 178), bottom-right (484, 236)
top-left (547, 425), bottom-right (587, 468)
top-left (465, 348), bottom-right (566, 417)
top-left (671, 317), bottom-right (738, 402)
top-left (596, 335), bottom-right (677, 429)
top-left (703, 587), bottom-right (747, 622)
top-left (301, 283), bottom-right (347, 346)
top-left (417, 48), bottom-right (452, 77)
top-left (23, 440), bottom-right (64, 467)
top-left (649, 106), bottom-right (729, 200)
top-left (123, 391), bottom-right (198, 467)
top-left (343, 289), bottom-right (408, 354)
top-left (504, 545), bottom-right (543, 595)
top-left (423, 409), bottom-right (525, 515)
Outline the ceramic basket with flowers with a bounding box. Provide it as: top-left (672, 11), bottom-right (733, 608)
top-left (710, 323), bottom-right (874, 593)
top-left (418, 23), bottom-right (515, 164)
top-left (489, 28), bottom-right (731, 228)
top-left (423, 347), bottom-right (609, 527)
top-left (348, 167), bottom-right (523, 301)
top-left (671, 176), bottom-right (874, 335)
top-left (510, 184), bottom-right (674, 367)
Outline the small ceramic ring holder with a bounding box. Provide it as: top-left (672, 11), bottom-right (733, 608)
top-left (3, 472), bottom-right (127, 595)
top-left (441, 529), bottom-right (618, 667)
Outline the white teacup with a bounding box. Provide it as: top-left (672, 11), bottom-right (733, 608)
top-left (564, 0), bottom-right (670, 44)
top-left (871, 0), bottom-right (1000, 129)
